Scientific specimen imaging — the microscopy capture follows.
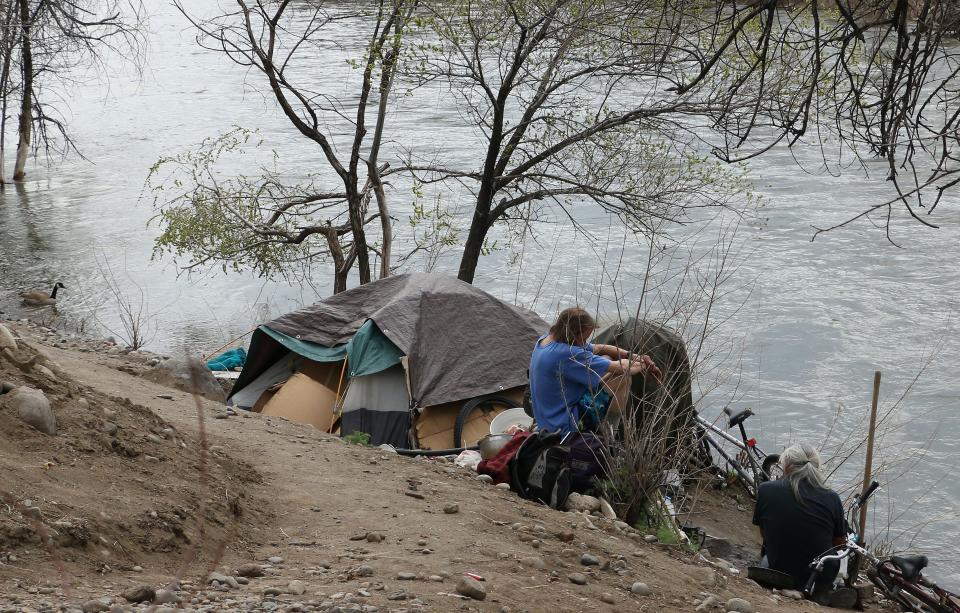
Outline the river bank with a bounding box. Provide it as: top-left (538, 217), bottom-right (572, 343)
top-left (0, 317), bottom-right (897, 613)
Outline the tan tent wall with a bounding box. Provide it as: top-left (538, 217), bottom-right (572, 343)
top-left (415, 386), bottom-right (524, 450)
top-left (258, 359), bottom-right (345, 432)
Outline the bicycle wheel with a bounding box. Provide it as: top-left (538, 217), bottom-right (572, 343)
top-left (761, 454), bottom-right (782, 481)
top-left (453, 395), bottom-right (517, 448)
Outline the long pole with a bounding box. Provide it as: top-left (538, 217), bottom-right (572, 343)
top-left (859, 371), bottom-right (881, 536)
top-left (850, 371), bottom-right (881, 587)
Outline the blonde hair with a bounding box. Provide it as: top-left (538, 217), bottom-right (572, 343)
top-left (781, 443), bottom-right (827, 502)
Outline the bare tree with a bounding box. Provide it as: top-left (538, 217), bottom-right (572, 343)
top-left (0, 0), bottom-right (143, 182)
top-left (154, 0), bottom-right (416, 293)
top-left (406, 0), bottom-right (960, 283)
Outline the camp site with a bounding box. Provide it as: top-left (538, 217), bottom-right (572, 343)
top-left (3, 0), bottom-right (960, 611)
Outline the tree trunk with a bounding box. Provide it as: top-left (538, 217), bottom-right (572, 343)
top-left (13, 0), bottom-right (32, 182)
top-left (347, 192), bottom-right (372, 285)
top-left (457, 207), bottom-right (492, 284)
top-left (325, 225), bottom-right (348, 294)
top-left (0, 2), bottom-right (15, 185)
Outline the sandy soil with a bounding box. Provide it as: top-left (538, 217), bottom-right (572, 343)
top-left (0, 320), bottom-right (860, 612)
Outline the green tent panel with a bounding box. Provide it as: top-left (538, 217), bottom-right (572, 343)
top-left (260, 326), bottom-right (347, 362)
top-left (346, 320), bottom-right (405, 377)
top-left (259, 319), bottom-right (402, 378)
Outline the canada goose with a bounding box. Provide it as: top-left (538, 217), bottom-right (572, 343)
top-left (19, 282), bottom-right (65, 306)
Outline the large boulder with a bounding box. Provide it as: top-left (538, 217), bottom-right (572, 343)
top-left (0, 324), bottom-right (17, 351)
top-left (3, 387), bottom-right (56, 435)
top-left (142, 357), bottom-right (224, 401)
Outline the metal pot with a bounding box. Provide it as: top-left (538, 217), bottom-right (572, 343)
top-left (477, 433), bottom-right (515, 460)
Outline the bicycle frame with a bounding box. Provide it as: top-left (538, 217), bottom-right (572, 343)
top-left (806, 482), bottom-right (960, 613)
top-left (869, 561), bottom-right (960, 613)
top-left (696, 412), bottom-right (777, 496)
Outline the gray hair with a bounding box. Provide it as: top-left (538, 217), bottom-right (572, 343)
top-left (781, 444), bottom-right (827, 502)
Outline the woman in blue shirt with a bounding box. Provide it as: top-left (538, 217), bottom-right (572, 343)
top-left (529, 307), bottom-right (661, 435)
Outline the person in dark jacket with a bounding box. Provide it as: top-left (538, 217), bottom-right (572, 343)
top-left (753, 444), bottom-right (856, 607)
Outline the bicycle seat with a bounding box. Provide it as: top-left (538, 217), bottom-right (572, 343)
top-left (890, 555), bottom-right (928, 581)
top-left (725, 407), bottom-right (754, 429)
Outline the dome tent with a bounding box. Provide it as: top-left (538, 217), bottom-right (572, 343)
top-left (228, 273), bottom-right (548, 448)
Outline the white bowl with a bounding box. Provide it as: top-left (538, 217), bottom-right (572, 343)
top-left (489, 407), bottom-right (533, 435)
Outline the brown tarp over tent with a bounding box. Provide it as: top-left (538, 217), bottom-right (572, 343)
top-left (256, 273), bottom-right (548, 409)
top-left (228, 274), bottom-right (548, 447)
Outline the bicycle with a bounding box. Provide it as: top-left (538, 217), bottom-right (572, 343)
top-left (806, 481), bottom-right (960, 612)
top-left (696, 407), bottom-right (781, 497)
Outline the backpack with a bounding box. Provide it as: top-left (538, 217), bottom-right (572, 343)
top-left (564, 431), bottom-right (610, 493)
top-left (508, 430), bottom-right (571, 510)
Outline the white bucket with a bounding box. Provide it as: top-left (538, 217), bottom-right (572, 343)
top-left (489, 407), bottom-right (533, 435)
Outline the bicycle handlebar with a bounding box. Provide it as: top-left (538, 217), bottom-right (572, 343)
top-left (860, 480), bottom-right (880, 505)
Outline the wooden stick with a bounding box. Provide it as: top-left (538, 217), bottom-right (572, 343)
top-left (859, 371), bottom-right (882, 539)
top-left (850, 371), bottom-right (881, 587)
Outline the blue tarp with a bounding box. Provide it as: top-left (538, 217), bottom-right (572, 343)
top-left (206, 347), bottom-right (247, 371)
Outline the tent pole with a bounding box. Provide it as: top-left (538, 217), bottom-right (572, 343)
top-left (333, 358), bottom-right (348, 430)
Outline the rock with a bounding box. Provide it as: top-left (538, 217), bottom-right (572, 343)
top-left (153, 589), bottom-right (180, 605)
top-left (702, 535), bottom-right (733, 559)
top-left (236, 563), bottom-right (265, 577)
top-left (598, 498), bottom-right (617, 519)
top-left (396, 572), bottom-right (417, 580)
top-left (781, 589), bottom-right (802, 600)
top-left (694, 568), bottom-right (718, 587)
top-left (495, 482), bottom-right (511, 490)
top-left (101, 421), bottom-right (119, 436)
top-left (631, 582), bottom-right (651, 596)
top-left (443, 503), bottom-right (459, 514)
top-left (725, 597), bottom-right (753, 613)
top-left (34, 364), bottom-right (57, 380)
top-left (568, 572), bottom-right (588, 585)
top-left (695, 595), bottom-right (719, 612)
top-left (286, 580), bottom-right (306, 595)
top-left (644, 534), bottom-right (658, 543)
top-left (366, 532), bottom-right (383, 543)
top-left (81, 599), bottom-right (111, 613)
top-left (564, 492), bottom-right (601, 513)
top-left (122, 585), bottom-right (155, 603)
top-left (208, 572), bottom-right (239, 589)
top-left (142, 357), bottom-right (225, 401)
top-left (267, 556), bottom-right (284, 564)
top-left (428, 575), bottom-right (444, 582)
top-left (600, 593), bottom-right (616, 604)
top-left (580, 553), bottom-right (600, 566)
top-left (387, 590), bottom-right (408, 601)
top-left (0, 324), bottom-right (17, 350)
top-left (476, 474), bottom-right (494, 484)
top-left (4, 387), bottom-right (56, 435)
top-left (455, 576), bottom-right (486, 601)
top-left (263, 587), bottom-right (283, 596)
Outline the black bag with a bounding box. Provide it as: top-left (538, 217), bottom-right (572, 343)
top-left (508, 430), bottom-right (571, 510)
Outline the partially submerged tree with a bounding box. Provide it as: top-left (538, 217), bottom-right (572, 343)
top-left (152, 0), bottom-right (416, 293)
top-left (407, 0), bottom-right (960, 282)
top-left (0, 0), bottom-right (143, 183)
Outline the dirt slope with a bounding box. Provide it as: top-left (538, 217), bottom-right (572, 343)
top-left (0, 321), bottom-right (829, 612)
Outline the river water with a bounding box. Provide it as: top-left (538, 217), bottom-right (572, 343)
top-left (1, 0), bottom-right (958, 586)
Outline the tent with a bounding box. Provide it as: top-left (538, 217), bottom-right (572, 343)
top-left (228, 273), bottom-right (548, 448)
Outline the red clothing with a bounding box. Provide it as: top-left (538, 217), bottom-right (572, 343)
top-left (477, 431), bottom-right (533, 484)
